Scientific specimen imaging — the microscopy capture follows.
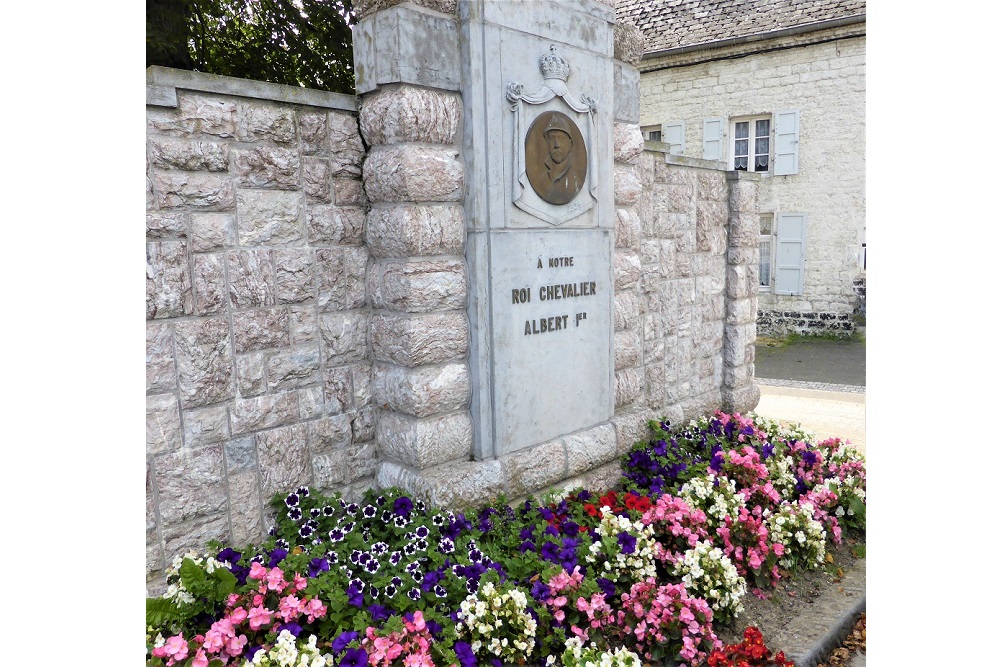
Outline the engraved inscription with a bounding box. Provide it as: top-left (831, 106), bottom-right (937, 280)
top-left (524, 111), bottom-right (588, 206)
top-left (510, 255), bottom-right (599, 337)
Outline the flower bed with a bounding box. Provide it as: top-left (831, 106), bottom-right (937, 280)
top-left (146, 411), bottom-right (866, 667)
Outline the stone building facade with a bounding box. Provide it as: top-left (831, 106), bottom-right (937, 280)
top-left (618, 0), bottom-right (866, 337)
top-left (145, 0), bottom-right (761, 591)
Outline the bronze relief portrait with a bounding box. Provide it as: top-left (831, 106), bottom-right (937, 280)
top-left (524, 111), bottom-right (588, 206)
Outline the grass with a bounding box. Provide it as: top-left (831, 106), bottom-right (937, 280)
top-left (757, 330), bottom-right (866, 347)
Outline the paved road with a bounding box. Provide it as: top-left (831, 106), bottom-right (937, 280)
top-left (751, 338), bottom-right (866, 454)
top-left (755, 338), bottom-right (865, 387)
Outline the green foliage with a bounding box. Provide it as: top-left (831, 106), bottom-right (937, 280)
top-left (147, 0), bottom-right (357, 94)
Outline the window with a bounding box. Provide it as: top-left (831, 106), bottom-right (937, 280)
top-left (641, 125), bottom-right (661, 142)
top-left (759, 214), bottom-right (774, 289)
top-left (732, 116), bottom-right (770, 172)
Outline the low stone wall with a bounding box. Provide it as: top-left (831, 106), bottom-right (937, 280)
top-left (145, 68), bottom-right (374, 592)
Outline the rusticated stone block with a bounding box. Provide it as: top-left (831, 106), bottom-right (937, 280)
top-left (344, 247), bottom-right (369, 309)
top-left (174, 318), bottom-right (235, 408)
top-left (615, 208), bottom-right (641, 250)
top-left (191, 213), bottom-right (236, 251)
top-left (377, 411), bottom-right (472, 470)
top-left (374, 362), bottom-right (470, 418)
top-left (267, 344), bottom-right (321, 391)
top-left (613, 123), bottom-right (644, 164)
top-left (613, 289), bottom-right (640, 332)
top-left (231, 392), bottom-right (300, 435)
top-left (154, 172), bottom-right (235, 210)
top-left (564, 424), bottom-right (617, 477)
top-left (154, 445), bottom-right (227, 524)
top-left (225, 436), bottom-right (257, 474)
top-left (613, 20), bottom-right (644, 65)
top-left (313, 442), bottom-right (380, 489)
top-left (147, 394), bottom-right (182, 455)
top-left (299, 110), bottom-right (329, 156)
top-left (228, 249), bottom-right (275, 308)
top-left (368, 258), bottom-right (467, 313)
top-left (236, 352), bottom-right (266, 397)
top-left (371, 312), bottom-right (468, 366)
top-left (232, 308), bottom-right (289, 353)
top-left (366, 204), bottom-right (465, 258)
top-left (147, 240), bottom-right (193, 319)
top-left (148, 94), bottom-right (236, 138)
top-left (329, 113), bottom-right (365, 177)
top-left (150, 138), bottom-right (229, 172)
top-left (614, 367), bottom-right (643, 408)
top-left (728, 177), bottom-right (758, 214)
top-left (147, 211), bottom-right (187, 239)
top-left (147, 323), bottom-right (176, 394)
top-left (256, 423), bottom-right (311, 498)
top-left (614, 251), bottom-right (641, 290)
top-left (298, 386), bottom-right (325, 419)
top-left (228, 472), bottom-right (264, 546)
top-left (610, 409), bottom-right (652, 455)
top-left (273, 249), bottom-right (315, 304)
top-left (236, 101), bottom-right (296, 144)
top-left (360, 87), bottom-right (461, 146)
top-left (288, 305), bottom-right (318, 343)
top-left (319, 312), bottom-right (370, 365)
top-left (234, 147), bottom-right (300, 190)
top-left (614, 164), bottom-right (642, 207)
top-left (723, 322), bottom-right (755, 366)
top-left (501, 440), bottom-right (566, 499)
top-left (729, 211), bottom-right (758, 249)
top-left (377, 459), bottom-right (503, 510)
top-left (322, 366), bottom-right (353, 415)
top-left (193, 253), bottom-right (227, 315)
top-left (308, 206), bottom-right (366, 245)
top-left (352, 402), bottom-right (377, 442)
top-left (726, 297), bottom-right (757, 325)
top-left (698, 171), bottom-right (728, 202)
top-left (722, 384), bottom-right (761, 416)
top-left (236, 190), bottom-right (303, 246)
top-left (334, 178), bottom-right (368, 206)
top-left (726, 265), bottom-right (756, 300)
top-left (183, 404), bottom-right (230, 448)
top-left (614, 327), bottom-right (642, 370)
top-left (308, 414), bottom-right (353, 454)
top-left (363, 145), bottom-right (463, 203)
top-left (302, 158), bottom-right (331, 201)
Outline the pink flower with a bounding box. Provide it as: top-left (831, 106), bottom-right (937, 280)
top-left (278, 594), bottom-right (301, 622)
top-left (203, 629), bottom-right (226, 653)
top-left (248, 562), bottom-right (268, 581)
top-left (225, 634), bottom-right (247, 657)
top-left (248, 605), bottom-right (273, 631)
top-left (229, 606), bottom-right (248, 625)
top-left (163, 635), bottom-right (189, 662)
top-left (191, 648), bottom-right (210, 667)
top-left (303, 598), bottom-right (327, 623)
top-left (266, 567), bottom-right (286, 591)
top-left (293, 573), bottom-right (308, 591)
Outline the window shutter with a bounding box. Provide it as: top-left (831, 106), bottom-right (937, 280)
top-left (703, 117), bottom-right (724, 160)
top-left (664, 121), bottom-right (685, 156)
top-left (773, 110), bottom-right (800, 175)
top-left (775, 213), bottom-right (806, 295)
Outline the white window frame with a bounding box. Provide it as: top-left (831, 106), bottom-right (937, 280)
top-left (758, 213), bottom-right (775, 291)
top-left (641, 124), bottom-right (662, 142)
top-left (730, 115), bottom-right (771, 173)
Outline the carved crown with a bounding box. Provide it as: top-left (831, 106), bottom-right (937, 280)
top-left (539, 52), bottom-right (571, 82)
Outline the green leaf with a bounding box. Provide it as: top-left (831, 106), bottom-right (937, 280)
top-left (146, 596), bottom-right (185, 628)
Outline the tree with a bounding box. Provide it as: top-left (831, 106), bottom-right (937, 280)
top-left (147, 0), bottom-right (357, 94)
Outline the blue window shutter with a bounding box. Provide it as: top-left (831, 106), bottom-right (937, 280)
top-left (775, 213), bottom-right (806, 295)
top-left (664, 121), bottom-right (685, 156)
top-left (774, 110), bottom-right (800, 175)
top-left (703, 117), bottom-right (724, 160)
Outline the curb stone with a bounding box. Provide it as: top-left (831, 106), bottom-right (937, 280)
top-left (775, 556), bottom-right (866, 667)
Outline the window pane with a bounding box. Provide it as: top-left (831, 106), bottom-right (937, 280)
top-left (759, 239), bottom-right (772, 286)
top-left (760, 216), bottom-right (772, 235)
top-left (735, 139), bottom-right (748, 157)
top-left (756, 119), bottom-right (770, 137)
top-left (735, 122), bottom-right (749, 139)
top-left (755, 155), bottom-right (769, 170)
top-left (755, 137), bottom-right (769, 155)
top-left (648, 131), bottom-right (661, 142)
top-left (734, 156), bottom-right (748, 170)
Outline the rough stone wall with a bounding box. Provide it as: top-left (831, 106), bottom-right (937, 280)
top-left (637, 29), bottom-right (866, 336)
top-left (145, 69), bottom-right (372, 593)
top-left (623, 150), bottom-right (759, 433)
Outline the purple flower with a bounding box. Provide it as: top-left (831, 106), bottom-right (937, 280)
top-left (519, 526), bottom-right (535, 541)
top-left (246, 646), bottom-right (264, 662)
top-left (216, 548), bottom-right (242, 565)
top-left (454, 641), bottom-right (477, 667)
top-left (530, 581), bottom-right (551, 602)
top-left (538, 508), bottom-right (554, 521)
top-left (367, 604), bottom-right (390, 622)
top-left (277, 622), bottom-right (302, 637)
top-left (340, 647), bottom-right (368, 667)
top-left (539, 541), bottom-right (560, 562)
top-left (761, 443), bottom-right (775, 460)
top-left (577, 489), bottom-right (592, 501)
top-left (562, 521), bottom-right (580, 537)
top-left (347, 583), bottom-right (364, 608)
top-left (268, 549), bottom-right (288, 568)
top-left (308, 558), bottom-right (330, 578)
top-left (617, 532), bottom-right (637, 555)
top-left (519, 540), bottom-right (536, 554)
top-left (331, 631), bottom-right (359, 653)
top-left (709, 451), bottom-right (725, 473)
top-left (491, 659), bottom-right (502, 667)
top-left (596, 577), bottom-right (615, 598)
top-left (393, 497), bottom-right (413, 517)
top-left (426, 619), bottom-right (443, 637)
top-left (802, 450), bottom-right (818, 467)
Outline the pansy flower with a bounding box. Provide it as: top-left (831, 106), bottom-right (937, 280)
top-left (288, 507), bottom-right (303, 521)
top-left (284, 492), bottom-right (301, 508)
top-left (407, 587), bottom-right (421, 601)
top-left (362, 505), bottom-right (377, 518)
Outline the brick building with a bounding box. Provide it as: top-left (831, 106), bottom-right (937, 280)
top-left (617, 0), bottom-right (866, 336)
